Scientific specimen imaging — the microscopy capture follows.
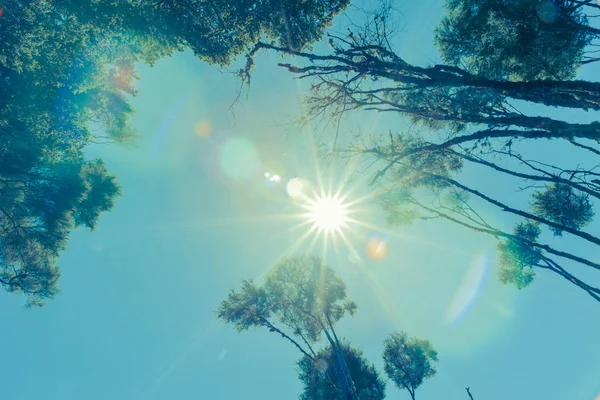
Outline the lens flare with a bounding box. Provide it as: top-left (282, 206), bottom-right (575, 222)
top-left (446, 252), bottom-right (489, 325)
top-left (219, 137), bottom-right (260, 181)
top-left (366, 233), bottom-right (389, 260)
top-left (314, 358), bottom-right (328, 373)
top-left (151, 94), bottom-right (188, 159)
top-left (194, 120), bottom-right (212, 138)
top-left (270, 174), bottom-right (281, 183)
top-left (286, 177), bottom-right (310, 199)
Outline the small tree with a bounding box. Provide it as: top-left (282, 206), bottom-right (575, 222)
top-left (382, 332), bottom-right (438, 400)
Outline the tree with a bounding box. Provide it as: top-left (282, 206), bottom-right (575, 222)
top-left (218, 256), bottom-right (445, 400)
top-left (434, 0), bottom-right (598, 81)
top-left (382, 332), bottom-right (438, 400)
top-left (217, 256), bottom-right (360, 400)
top-left (0, 0), bottom-right (161, 306)
top-left (298, 343), bottom-right (386, 400)
top-left (236, 7), bottom-right (600, 303)
top-left (0, 0), bottom-right (349, 305)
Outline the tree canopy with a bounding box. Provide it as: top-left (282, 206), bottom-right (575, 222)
top-left (434, 0), bottom-right (598, 81)
top-left (218, 256), bottom-right (359, 400)
top-left (382, 332), bottom-right (438, 400)
top-left (0, 0), bottom-right (349, 305)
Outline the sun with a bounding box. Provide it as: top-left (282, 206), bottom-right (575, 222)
top-left (303, 191), bottom-right (351, 235)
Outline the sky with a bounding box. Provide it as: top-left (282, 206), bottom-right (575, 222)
top-left (1, 1), bottom-right (600, 399)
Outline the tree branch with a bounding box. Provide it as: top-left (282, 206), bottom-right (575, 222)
top-left (259, 317), bottom-right (314, 361)
top-left (466, 387), bottom-right (475, 400)
top-left (434, 175), bottom-right (600, 248)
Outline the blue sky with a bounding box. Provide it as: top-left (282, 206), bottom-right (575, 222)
top-left (1, 1), bottom-right (600, 399)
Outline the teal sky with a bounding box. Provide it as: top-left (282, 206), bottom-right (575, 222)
top-left (1, 2), bottom-right (600, 399)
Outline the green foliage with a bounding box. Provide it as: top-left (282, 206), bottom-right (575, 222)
top-left (0, 159), bottom-right (120, 306)
top-left (435, 0), bottom-right (591, 80)
top-left (265, 256), bottom-right (357, 342)
top-left (376, 186), bottom-right (420, 228)
top-left (382, 331), bottom-right (438, 398)
top-left (531, 183), bottom-right (594, 236)
top-left (0, 241), bottom-right (61, 308)
top-left (497, 221), bottom-right (541, 289)
top-left (384, 206), bottom-right (420, 228)
top-left (217, 256), bottom-right (356, 342)
top-left (216, 279), bottom-right (273, 331)
top-left (0, 0), bottom-right (347, 305)
top-left (218, 256), bottom-right (362, 399)
top-left (443, 189), bottom-right (471, 214)
top-left (383, 135), bottom-right (463, 190)
top-left (298, 343), bottom-right (386, 400)
top-left (52, 0), bottom-right (349, 66)
top-left (389, 87), bottom-right (503, 133)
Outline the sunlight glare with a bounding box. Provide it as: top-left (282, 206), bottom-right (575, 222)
top-left (306, 192), bottom-right (350, 235)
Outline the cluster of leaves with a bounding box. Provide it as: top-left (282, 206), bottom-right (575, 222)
top-left (298, 344), bottom-right (386, 400)
top-left (531, 183), bottom-right (594, 236)
top-left (497, 222), bottom-right (542, 289)
top-left (0, 160), bottom-right (119, 306)
top-left (389, 87), bottom-right (504, 134)
top-left (435, 0), bottom-right (593, 80)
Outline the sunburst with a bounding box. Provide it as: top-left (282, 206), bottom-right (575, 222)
top-left (285, 182), bottom-right (371, 262)
top-left (301, 191), bottom-right (351, 236)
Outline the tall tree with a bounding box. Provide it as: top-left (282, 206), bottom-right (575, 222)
top-left (434, 0), bottom-right (598, 81)
top-left (217, 256), bottom-right (359, 400)
top-left (238, 3), bottom-right (600, 135)
top-left (382, 332), bottom-right (438, 400)
top-left (0, 0), bottom-right (349, 305)
top-left (236, 7), bottom-right (600, 303)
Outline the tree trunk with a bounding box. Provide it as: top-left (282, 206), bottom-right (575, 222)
top-left (321, 327), bottom-right (357, 400)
